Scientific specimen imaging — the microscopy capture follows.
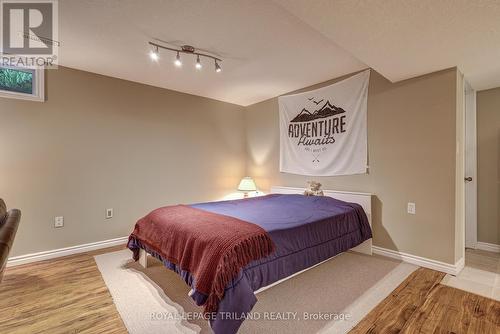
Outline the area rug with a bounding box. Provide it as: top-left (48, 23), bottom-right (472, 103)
top-left (95, 250), bottom-right (417, 334)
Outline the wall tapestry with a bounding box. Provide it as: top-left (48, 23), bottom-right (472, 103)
top-left (279, 70), bottom-right (370, 176)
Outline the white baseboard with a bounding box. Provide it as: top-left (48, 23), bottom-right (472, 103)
top-left (372, 246), bottom-right (464, 276)
top-left (454, 256), bottom-right (465, 275)
top-left (6, 238), bottom-right (471, 276)
top-left (7, 236), bottom-right (128, 267)
top-left (476, 242), bottom-right (500, 253)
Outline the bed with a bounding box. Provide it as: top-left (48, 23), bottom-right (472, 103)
top-left (127, 186), bottom-right (372, 334)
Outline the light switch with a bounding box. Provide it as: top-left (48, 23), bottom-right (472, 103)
top-left (407, 202), bottom-right (416, 215)
top-left (54, 216), bottom-right (64, 228)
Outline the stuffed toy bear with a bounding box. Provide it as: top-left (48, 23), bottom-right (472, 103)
top-left (304, 181), bottom-right (324, 196)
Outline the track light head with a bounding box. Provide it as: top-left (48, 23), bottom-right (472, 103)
top-left (150, 46), bottom-right (159, 61)
top-left (215, 60), bottom-right (222, 73)
top-left (174, 51), bottom-right (182, 67)
top-left (195, 55), bottom-right (202, 70)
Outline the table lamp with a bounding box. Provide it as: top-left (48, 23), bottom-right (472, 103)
top-left (238, 177), bottom-right (257, 198)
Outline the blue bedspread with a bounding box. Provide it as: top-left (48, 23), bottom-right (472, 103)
top-left (128, 194), bottom-right (372, 334)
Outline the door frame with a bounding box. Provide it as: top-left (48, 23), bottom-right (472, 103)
top-left (464, 80), bottom-right (477, 249)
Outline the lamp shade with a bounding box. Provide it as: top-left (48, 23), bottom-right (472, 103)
top-left (238, 177), bottom-right (257, 192)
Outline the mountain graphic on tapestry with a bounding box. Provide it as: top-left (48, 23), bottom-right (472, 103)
top-left (290, 100), bottom-right (346, 123)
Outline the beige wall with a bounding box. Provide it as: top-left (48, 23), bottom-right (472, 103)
top-left (0, 67), bottom-right (246, 257)
top-left (245, 69), bottom-right (460, 264)
top-left (477, 88), bottom-right (500, 245)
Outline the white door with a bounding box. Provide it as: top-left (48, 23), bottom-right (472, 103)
top-left (464, 81), bottom-right (477, 249)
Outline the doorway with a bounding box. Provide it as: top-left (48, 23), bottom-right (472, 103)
top-left (464, 80), bottom-right (477, 249)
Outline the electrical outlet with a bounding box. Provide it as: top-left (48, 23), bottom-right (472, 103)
top-left (407, 202), bottom-right (416, 215)
top-left (105, 208), bottom-right (113, 219)
top-left (54, 216), bottom-right (64, 228)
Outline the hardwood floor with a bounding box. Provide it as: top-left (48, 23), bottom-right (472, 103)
top-left (351, 268), bottom-right (500, 334)
top-left (0, 248), bottom-right (499, 334)
top-left (0, 246), bottom-right (128, 334)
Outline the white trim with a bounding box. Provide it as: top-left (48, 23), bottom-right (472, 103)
top-left (270, 185), bottom-right (372, 255)
top-left (271, 185), bottom-right (372, 197)
top-left (7, 236), bottom-right (128, 267)
top-left (372, 246), bottom-right (464, 276)
top-left (464, 80), bottom-right (477, 249)
top-left (476, 242), bottom-right (500, 253)
top-left (0, 66), bottom-right (45, 102)
top-left (455, 256), bottom-right (465, 275)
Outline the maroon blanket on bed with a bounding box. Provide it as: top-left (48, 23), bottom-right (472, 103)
top-left (128, 204), bottom-right (275, 313)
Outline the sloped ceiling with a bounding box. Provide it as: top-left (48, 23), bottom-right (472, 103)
top-left (58, 0), bottom-right (366, 106)
top-left (58, 1), bottom-right (500, 106)
top-left (275, 0), bottom-right (500, 91)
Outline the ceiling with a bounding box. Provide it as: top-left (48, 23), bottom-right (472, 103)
top-left (59, 1), bottom-right (500, 106)
top-left (275, 0), bottom-right (500, 91)
top-left (58, 0), bottom-right (366, 106)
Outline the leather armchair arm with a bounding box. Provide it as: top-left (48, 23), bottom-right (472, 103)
top-left (0, 199), bottom-right (21, 281)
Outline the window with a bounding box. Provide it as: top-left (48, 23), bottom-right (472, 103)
top-left (0, 66), bottom-right (45, 102)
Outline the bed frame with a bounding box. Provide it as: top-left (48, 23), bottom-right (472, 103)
top-left (138, 186), bottom-right (373, 269)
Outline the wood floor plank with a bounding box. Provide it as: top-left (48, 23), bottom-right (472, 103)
top-left (351, 267), bottom-right (500, 334)
top-left (0, 246), bottom-right (128, 334)
top-left (401, 284), bottom-right (500, 334)
top-left (350, 268), bottom-right (445, 334)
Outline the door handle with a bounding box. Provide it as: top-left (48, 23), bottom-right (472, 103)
top-left (464, 177), bottom-right (472, 182)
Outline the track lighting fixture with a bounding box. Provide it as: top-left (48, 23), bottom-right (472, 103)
top-left (195, 55), bottom-right (202, 70)
top-left (148, 42), bottom-right (222, 73)
top-left (174, 51), bottom-right (182, 67)
top-left (149, 45), bottom-right (159, 61)
top-left (215, 60), bottom-right (222, 73)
